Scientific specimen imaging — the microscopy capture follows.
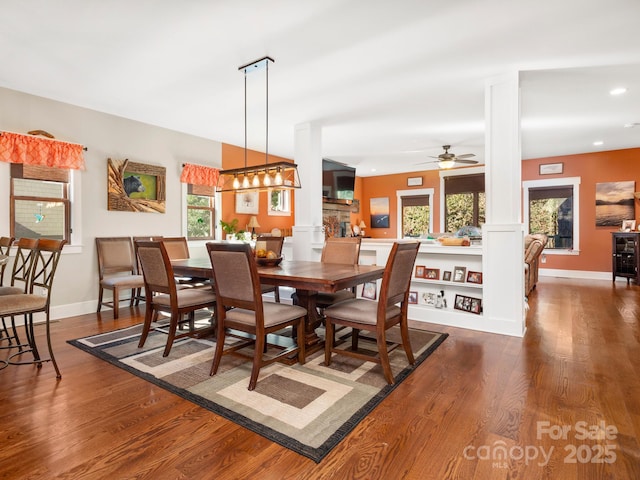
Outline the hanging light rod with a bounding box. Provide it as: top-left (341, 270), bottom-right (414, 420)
top-left (217, 56), bottom-right (301, 193)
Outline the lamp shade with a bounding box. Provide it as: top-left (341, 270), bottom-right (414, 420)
top-left (359, 221), bottom-right (366, 229)
top-left (247, 216), bottom-right (260, 229)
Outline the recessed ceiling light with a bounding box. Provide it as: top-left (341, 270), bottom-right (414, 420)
top-left (610, 87), bottom-right (627, 96)
top-left (593, 141), bottom-right (604, 146)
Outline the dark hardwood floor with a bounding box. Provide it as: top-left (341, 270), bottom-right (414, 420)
top-left (1, 277), bottom-right (639, 479)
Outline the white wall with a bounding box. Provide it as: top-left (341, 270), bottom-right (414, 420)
top-left (0, 87), bottom-right (222, 319)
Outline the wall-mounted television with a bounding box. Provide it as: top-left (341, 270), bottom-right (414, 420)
top-left (322, 159), bottom-right (355, 202)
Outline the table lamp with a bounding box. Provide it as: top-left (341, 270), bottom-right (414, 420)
top-left (359, 220), bottom-right (366, 237)
top-left (247, 216), bottom-right (260, 238)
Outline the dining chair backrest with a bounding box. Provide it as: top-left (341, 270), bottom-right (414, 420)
top-left (255, 235), bottom-right (284, 258)
top-left (29, 239), bottom-right (66, 300)
top-left (0, 236), bottom-right (15, 286)
top-left (135, 240), bottom-right (179, 298)
top-left (6, 238), bottom-right (39, 293)
top-left (320, 236), bottom-right (361, 265)
top-left (162, 237), bottom-right (191, 260)
top-left (378, 241), bottom-right (421, 311)
top-left (96, 237), bottom-right (138, 278)
top-left (207, 242), bottom-right (262, 309)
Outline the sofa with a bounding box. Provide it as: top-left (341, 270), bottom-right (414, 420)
top-left (524, 234), bottom-right (547, 296)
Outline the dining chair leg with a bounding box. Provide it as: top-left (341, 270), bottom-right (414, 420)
top-left (400, 319), bottom-right (415, 364)
top-left (297, 317), bottom-right (306, 365)
top-left (10, 316), bottom-right (23, 352)
top-left (45, 314), bottom-right (61, 378)
top-left (112, 288), bottom-right (120, 319)
top-left (375, 330), bottom-right (394, 384)
top-left (97, 287), bottom-right (104, 313)
top-left (248, 334), bottom-right (266, 391)
top-left (210, 321), bottom-right (226, 376)
top-left (138, 306), bottom-right (154, 348)
top-left (163, 314), bottom-right (179, 357)
top-left (129, 288), bottom-right (135, 307)
top-left (324, 319), bottom-right (335, 366)
top-left (351, 328), bottom-right (361, 351)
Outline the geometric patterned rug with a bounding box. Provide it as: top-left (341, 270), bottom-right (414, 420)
top-left (68, 324), bottom-right (447, 463)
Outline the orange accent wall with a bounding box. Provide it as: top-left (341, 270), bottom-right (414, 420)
top-left (221, 144), bottom-right (295, 235)
top-left (522, 147), bottom-right (640, 273)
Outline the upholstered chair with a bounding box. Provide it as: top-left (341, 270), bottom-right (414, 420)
top-left (324, 241), bottom-right (420, 385)
top-left (0, 236), bottom-right (15, 286)
top-left (315, 236), bottom-right (362, 314)
top-left (206, 242), bottom-right (306, 390)
top-left (524, 234), bottom-right (547, 296)
top-left (255, 235), bottom-right (285, 302)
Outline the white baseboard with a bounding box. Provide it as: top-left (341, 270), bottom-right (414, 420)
top-left (539, 268), bottom-right (612, 281)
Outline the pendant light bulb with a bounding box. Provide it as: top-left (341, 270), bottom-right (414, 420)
top-left (274, 167), bottom-right (283, 185)
top-left (232, 174), bottom-right (240, 189)
top-left (263, 171), bottom-right (271, 187)
top-left (242, 175), bottom-right (250, 188)
top-left (252, 174), bottom-right (260, 187)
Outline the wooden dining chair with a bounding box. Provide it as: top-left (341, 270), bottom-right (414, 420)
top-left (324, 241), bottom-right (420, 384)
top-left (136, 240), bottom-right (216, 357)
top-left (255, 235), bottom-right (285, 302)
top-left (96, 237), bottom-right (145, 319)
top-left (162, 236), bottom-right (210, 287)
top-left (206, 242), bottom-right (306, 390)
top-left (315, 236), bottom-right (362, 313)
top-left (0, 237), bottom-right (37, 351)
top-left (0, 236), bottom-right (15, 286)
top-left (0, 239), bottom-right (66, 378)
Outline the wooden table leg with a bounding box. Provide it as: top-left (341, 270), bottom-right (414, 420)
top-left (292, 289), bottom-right (324, 357)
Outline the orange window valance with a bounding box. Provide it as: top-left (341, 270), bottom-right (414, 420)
top-left (180, 163), bottom-right (220, 187)
top-left (0, 132), bottom-right (85, 170)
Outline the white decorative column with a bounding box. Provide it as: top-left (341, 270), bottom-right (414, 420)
top-left (292, 122), bottom-right (324, 260)
top-left (482, 72), bottom-right (526, 337)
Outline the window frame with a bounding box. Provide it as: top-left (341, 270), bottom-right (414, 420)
top-left (395, 188), bottom-right (434, 237)
top-left (267, 188), bottom-right (291, 216)
top-left (182, 182), bottom-right (221, 243)
top-left (438, 166), bottom-right (485, 232)
top-left (522, 176), bottom-right (581, 255)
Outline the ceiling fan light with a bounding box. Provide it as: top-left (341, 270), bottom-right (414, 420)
top-left (439, 159), bottom-right (455, 169)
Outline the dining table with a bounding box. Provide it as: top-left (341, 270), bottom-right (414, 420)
top-left (171, 257), bottom-right (386, 357)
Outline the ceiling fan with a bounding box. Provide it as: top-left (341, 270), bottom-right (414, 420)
top-left (420, 145), bottom-right (478, 169)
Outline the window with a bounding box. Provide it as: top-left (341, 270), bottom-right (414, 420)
top-left (444, 173), bottom-right (485, 232)
top-left (10, 164), bottom-right (70, 242)
top-left (186, 184), bottom-right (216, 240)
top-left (401, 195), bottom-right (430, 237)
top-left (396, 188), bottom-right (433, 237)
top-left (523, 177), bottom-right (580, 252)
top-left (268, 188), bottom-right (291, 216)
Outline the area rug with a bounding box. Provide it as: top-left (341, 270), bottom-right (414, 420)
top-left (68, 324), bottom-right (447, 463)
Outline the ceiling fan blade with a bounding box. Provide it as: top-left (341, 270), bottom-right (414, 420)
top-left (454, 153), bottom-right (475, 159)
top-left (453, 159), bottom-right (478, 164)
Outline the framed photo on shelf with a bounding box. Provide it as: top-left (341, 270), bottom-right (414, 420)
top-left (466, 271), bottom-right (483, 284)
top-left (408, 291), bottom-right (418, 304)
top-left (442, 271), bottom-right (452, 281)
top-left (454, 294), bottom-right (482, 314)
top-left (424, 268), bottom-right (440, 280)
top-left (423, 292), bottom-right (437, 306)
top-left (453, 266), bottom-right (467, 283)
top-left (415, 265), bottom-right (426, 278)
top-left (621, 219), bottom-right (636, 232)
top-left (362, 281), bottom-right (377, 300)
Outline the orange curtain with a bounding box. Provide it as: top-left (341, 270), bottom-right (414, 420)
top-left (0, 132), bottom-right (85, 170)
top-left (180, 163), bottom-right (220, 186)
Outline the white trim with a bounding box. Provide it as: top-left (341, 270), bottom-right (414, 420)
top-left (181, 182), bottom-right (222, 241)
top-left (438, 166), bottom-right (486, 232)
top-left (522, 176), bottom-right (581, 254)
top-left (395, 188), bottom-right (434, 237)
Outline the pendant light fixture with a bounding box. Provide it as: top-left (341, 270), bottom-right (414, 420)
top-left (216, 56), bottom-right (301, 192)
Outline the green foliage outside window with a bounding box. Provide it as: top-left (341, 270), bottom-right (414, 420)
top-left (187, 194), bottom-right (214, 239)
top-left (403, 206), bottom-right (429, 237)
top-left (446, 193), bottom-right (485, 232)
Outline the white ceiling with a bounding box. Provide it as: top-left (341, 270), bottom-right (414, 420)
top-left (1, 0), bottom-right (639, 177)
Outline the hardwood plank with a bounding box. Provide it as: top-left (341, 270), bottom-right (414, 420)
top-left (1, 277), bottom-right (640, 478)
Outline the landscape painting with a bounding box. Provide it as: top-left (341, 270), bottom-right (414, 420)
top-left (370, 197), bottom-right (390, 228)
top-left (595, 181), bottom-right (635, 227)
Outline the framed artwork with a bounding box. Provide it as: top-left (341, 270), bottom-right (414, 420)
top-left (424, 268), bottom-right (440, 280)
top-left (407, 176), bottom-right (423, 187)
top-left (408, 291), bottom-right (418, 304)
top-left (442, 271), bottom-right (452, 281)
top-left (423, 292), bottom-right (436, 306)
top-left (539, 162), bottom-right (563, 175)
top-left (595, 181), bottom-right (635, 227)
top-left (362, 281), bottom-right (377, 300)
top-left (453, 266), bottom-right (467, 283)
top-left (454, 294), bottom-right (482, 314)
top-left (467, 271), bottom-right (483, 284)
top-left (107, 158), bottom-right (166, 213)
top-left (370, 197), bottom-right (390, 228)
top-left (622, 219), bottom-right (636, 232)
top-left (236, 191), bottom-right (259, 214)
top-left (415, 265), bottom-right (426, 278)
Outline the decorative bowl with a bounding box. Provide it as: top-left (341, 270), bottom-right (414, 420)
top-left (256, 256), bottom-right (283, 267)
